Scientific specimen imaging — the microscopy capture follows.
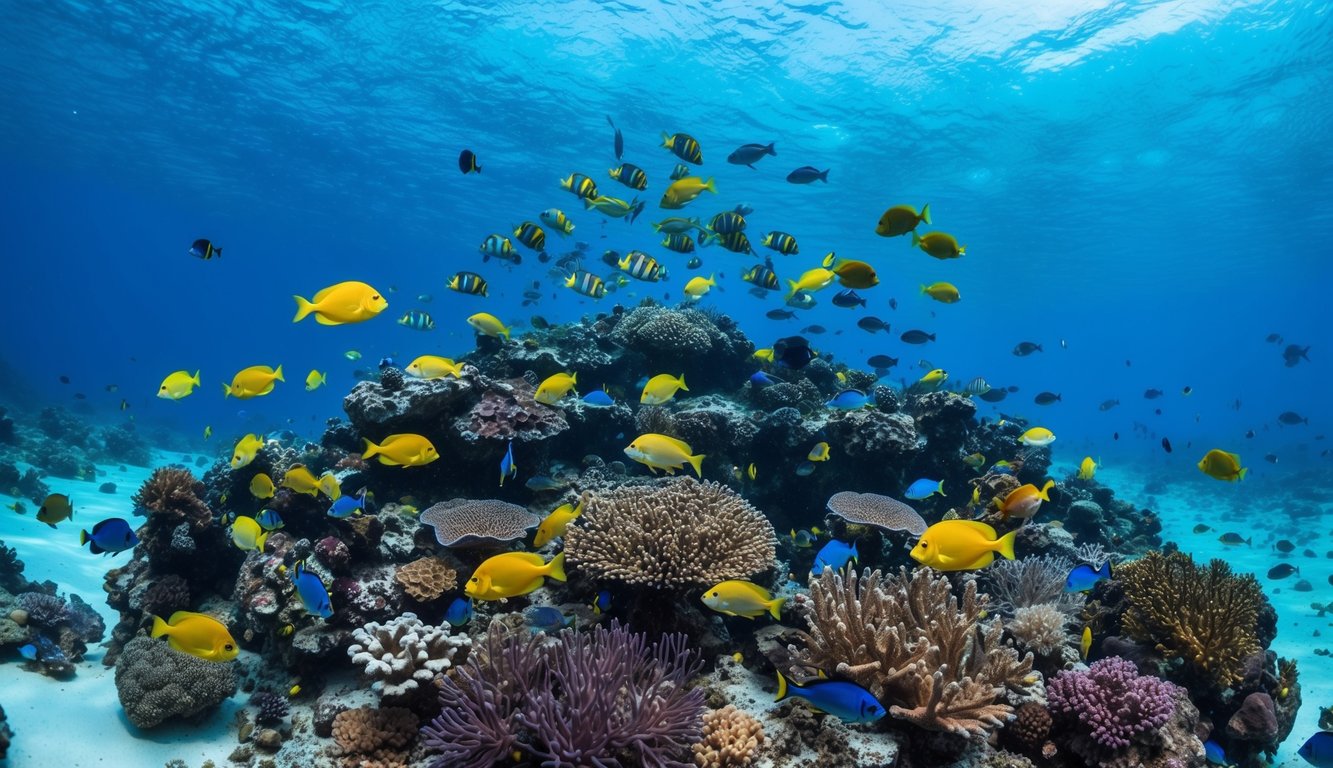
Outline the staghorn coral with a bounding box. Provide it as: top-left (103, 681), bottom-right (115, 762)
top-left (693, 705), bottom-right (765, 767)
top-left (825, 491), bottom-right (926, 536)
top-left (1117, 551), bottom-right (1262, 688)
top-left (792, 567), bottom-right (1034, 738)
top-left (419, 498), bottom-right (539, 547)
top-left (565, 478), bottom-right (776, 589)
top-left (393, 557), bottom-right (456, 601)
top-left (132, 467), bottom-right (211, 531)
top-left (423, 620), bottom-right (704, 768)
top-left (332, 706), bottom-right (418, 768)
top-left (347, 612), bottom-right (469, 697)
top-left (114, 636), bottom-right (237, 728)
top-left (1008, 603), bottom-right (1073, 657)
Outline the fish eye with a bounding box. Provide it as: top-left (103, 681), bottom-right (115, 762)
top-left (224, 644), bottom-right (234, 652)
top-left (710, 591), bottom-right (719, 597)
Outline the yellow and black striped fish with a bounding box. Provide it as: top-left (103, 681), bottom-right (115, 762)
top-left (661, 132), bottom-right (703, 164)
top-left (742, 264), bottom-right (780, 290)
top-left (480, 234), bottom-right (521, 263)
top-left (564, 270), bottom-right (606, 298)
top-left (609, 163), bottom-right (648, 191)
top-left (761, 231), bottom-right (799, 255)
top-left (560, 173), bottom-right (599, 200)
top-left (701, 230), bottom-right (753, 254)
top-left (512, 221), bottom-right (547, 252)
top-left (540, 208), bottom-right (574, 236)
top-left (709, 211), bottom-right (747, 234)
top-left (617, 251), bottom-right (666, 282)
top-left (448, 271), bottom-right (489, 297)
top-left (661, 233), bottom-right (696, 253)
top-left (398, 310), bottom-right (436, 331)
top-left (668, 163), bottom-right (691, 181)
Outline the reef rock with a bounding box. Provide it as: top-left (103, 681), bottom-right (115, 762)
top-left (114, 636), bottom-right (237, 729)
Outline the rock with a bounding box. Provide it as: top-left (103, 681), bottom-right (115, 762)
top-left (99, 482), bottom-right (117, 494)
top-left (254, 728), bottom-right (283, 751)
top-left (1226, 692), bottom-right (1278, 742)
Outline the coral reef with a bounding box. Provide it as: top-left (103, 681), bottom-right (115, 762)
top-left (331, 706), bottom-right (418, 768)
top-left (346, 612), bottom-right (469, 697)
top-left (981, 554), bottom-right (1083, 616)
top-left (419, 498), bottom-right (539, 547)
top-left (114, 636), bottom-right (237, 728)
top-left (693, 705), bottom-right (765, 768)
top-left (1008, 603), bottom-right (1073, 658)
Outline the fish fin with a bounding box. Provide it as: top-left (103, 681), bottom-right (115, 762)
top-left (222, 382), bottom-right (232, 398)
top-left (766, 142), bottom-right (776, 156)
top-left (704, 177), bottom-right (716, 193)
top-left (292, 295), bottom-right (316, 322)
top-left (678, 374), bottom-right (688, 391)
top-left (687, 453), bottom-right (706, 478)
top-left (769, 597), bottom-right (786, 621)
top-left (79, 529), bottom-right (89, 546)
top-left (997, 529), bottom-right (1018, 560)
top-left (1099, 561), bottom-right (1113, 578)
top-left (920, 284), bottom-right (928, 295)
top-left (150, 615), bottom-right (170, 639)
top-left (314, 312), bottom-right (343, 326)
top-left (1238, 467), bottom-right (1248, 481)
top-left (1039, 479), bottom-right (1054, 501)
top-left (819, 169), bottom-right (829, 182)
top-left (273, 364), bottom-right (284, 382)
top-left (920, 203), bottom-right (931, 225)
top-left (546, 552), bottom-right (567, 582)
top-left (90, 541), bottom-right (105, 555)
top-left (911, 231), bottom-right (922, 248)
top-left (775, 670), bottom-right (789, 702)
top-left (360, 437), bottom-right (380, 459)
top-left (191, 370), bottom-right (201, 386)
top-left (257, 531), bottom-right (268, 551)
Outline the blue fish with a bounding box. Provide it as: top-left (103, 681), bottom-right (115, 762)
top-left (1203, 739), bottom-right (1227, 766)
top-left (18, 643), bottom-right (37, 661)
top-left (750, 371), bottom-right (780, 388)
top-left (500, 439), bottom-right (517, 486)
top-left (903, 478), bottom-right (944, 500)
top-left (79, 517), bottom-right (139, 555)
top-left (1064, 561), bottom-right (1113, 593)
top-left (591, 590), bottom-right (612, 615)
top-left (21, 634), bottom-right (65, 664)
top-left (291, 560), bottom-right (333, 619)
top-left (256, 508), bottom-right (285, 531)
top-left (525, 606), bottom-right (574, 633)
top-left (582, 389), bottom-right (614, 407)
top-left (831, 289), bottom-right (866, 308)
top-left (327, 488), bottom-right (366, 519)
top-left (812, 539), bottom-right (858, 574)
top-left (825, 389), bottom-right (870, 410)
top-left (775, 671), bottom-right (884, 723)
top-left (795, 461), bottom-right (816, 477)
top-left (444, 597), bottom-right (473, 628)
top-left (1299, 732), bottom-right (1333, 767)
top-left (525, 475), bottom-right (567, 491)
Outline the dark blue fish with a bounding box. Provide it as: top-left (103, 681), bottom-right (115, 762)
top-left (327, 488), bottom-right (366, 519)
top-left (727, 142), bottom-right (776, 168)
top-left (458, 149), bottom-right (481, 174)
top-left (750, 371), bottom-right (780, 388)
top-left (812, 539), bottom-right (857, 573)
top-left (775, 672), bottom-right (883, 723)
top-left (1300, 732), bottom-right (1333, 767)
top-left (591, 590), bottom-right (612, 615)
top-left (526, 606), bottom-right (574, 633)
top-left (291, 560), bottom-right (333, 619)
top-left (773, 336), bottom-right (816, 370)
top-left (445, 597), bottom-right (473, 628)
top-left (733, 203), bottom-right (755, 216)
top-left (500, 439), bottom-right (517, 486)
top-left (79, 517), bottom-right (139, 555)
top-left (189, 238), bottom-right (221, 259)
top-left (256, 508), bottom-right (285, 531)
top-left (831, 289), bottom-right (866, 308)
top-left (1203, 739), bottom-right (1227, 766)
top-left (786, 166), bottom-right (829, 184)
top-left (582, 389), bottom-right (614, 407)
top-left (1064, 561), bottom-right (1112, 592)
top-left (606, 115), bottom-right (623, 161)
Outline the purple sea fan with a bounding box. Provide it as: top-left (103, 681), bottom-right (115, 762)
top-left (1047, 655), bottom-right (1178, 750)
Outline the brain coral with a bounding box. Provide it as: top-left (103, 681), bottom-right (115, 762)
top-left (393, 557), bottom-right (457, 602)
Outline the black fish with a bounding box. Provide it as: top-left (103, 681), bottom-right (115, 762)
top-left (1267, 563), bottom-right (1299, 579)
top-left (1275, 539), bottom-right (1295, 553)
top-left (1218, 532), bottom-right (1250, 545)
top-left (606, 116), bottom-right (623, 160)
top-left (59, 375), bottom-right (70, 384)
top-left (1099, 399), bottom-right (1120, 411)
top-left (801, 325), bottom-right (827, 335)
top-left (786, 166), bottom-right (829, 184)
top-left (832, 290), bottom-right (866, 308)
top-left (1034, 392), bottom-right (1061, 405)
top-left (978, 389), bottom-right (1007, 403)
top-left (888, 298), bottom-right (898, 310)
top-left (773, 336), bottom-right (815, 370)
top-left (458, 149), bottom-right (481, 174)
top-left (1245, 430), bottom-right (1255, 438)
top-left (900, 329), bottom-right (934, 344)
top-left (1144, 389), bottom-right (1164, 399)
top-left (1265, 454), bottom-right (1278, 464)
top-left (687, 257), bottom-right (702, 269)
top-left (858, 317), bottom-right (890, 333)
top-left (1012, 341), bottom-right (1042, 356)
top-left (1278, 411), bottom-right (1308, 426)
top-left (1266, 333), bottom-right (1282, 343)
top-left (1113, 432), bottom-right (1119, 440)
top-left (530, 316), bottom-right (551, 330)
top-left (766, 309), bottom-right (796, 320)
top-left (867, 355), bottom-right (898, 369)
top-left (1282, 344), bottom-right (1309, 367)
top-left (727, 142), bottom-right (776, 168)
top-left (1154, 408), bottom-right (1162, 416)
top-left (1161, 437), bottom-right (1172, 453)
top-left (189, 238), bottom-right (221, 259)
top-left (1192, 524), bottom-right (1212, 533)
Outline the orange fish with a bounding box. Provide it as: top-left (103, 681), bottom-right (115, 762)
top-left (994, 480), bottom-right (1054, 520)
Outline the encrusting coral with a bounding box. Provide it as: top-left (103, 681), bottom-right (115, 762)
top-left (565, 478), bottom-right (776, 589)
top-left (693, 705), bottom-right (765, 767)
top-left (792, 567), bottom-right (1034, 738)
top-left (331, 706), bottom-right (418, 768)
top-left (1117, 551), bottom-right (1263, 688)
top-left (393, 557), bottom-right (456, 602)
top-left (347, 612), bottom-right (469, 697)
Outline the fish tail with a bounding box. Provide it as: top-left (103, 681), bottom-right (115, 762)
top-left (768, 596), bottom-right (786, 620)
top-left (257, 531), bottom-right (269, 552)
top-left (687, 453), bottom-right (706, 478)
top-left (661, 132), bottom-right (672, 148)
top-left (1238, 467), bottom-right (1248, 481)
top-left (920, 284), bottom-right (928, 295)
top-left (704, 177), bottom-right (716, 194)
top-left (546, 552), bottom-right (567, 582)
top-left (920, 203), bottom-right (931, 225)
top-left (273, 364), bottom-right (284, 382)
top-left (292, 295), bottom-right (316, 322)
top-left (911, 231), bottom-right (922, 248)
top-left (819, 168), bottom-right (829, 182)
top-left (501, 326), bottom-right (511, 340)
top-left (360, 437), bottom-right (381, 460)
top-left (996, 529), bottom-right (1018, 560)
top-left (191, 370), bottom-right (201, 387)
top-left (1039, 479), bottom-right (1054, 501)
top-left (150, 614), bottom-right (170, 639)
top-left (775, 670), bottom-right (790, 702)
top-left (221, 382), bottom-right (231, 398)
top-left (785, 279), bottom-right (800, 300)
top-left (79, 529), bottom-right (89, 546)
top-left (766, 142), bottom-right (776, 156)
top-left (678, 374), bottom-right (688, 391)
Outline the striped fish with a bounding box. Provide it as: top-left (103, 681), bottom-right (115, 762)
top-left (564, 270), bottom-right (607, 298)
top-left (762, 231), bottom-right (799, 255)
top-left (480, 234), bottom-right (520, 263)
top-left (662, 132), bottom-right (703, 164)
top-left (964, 377), bottom-right (992, 396)
top-left (742, 264), bottom-right (780, 291)
top-left (669, 163), bottom-right (691, 180)
top-left (709, 211), bottom-right (747, 234)
top-left (559, 173), bottom-right (599, 200)
top-left (398, 310), bottom-right (435, 331)
top-left (701, 230), bottom-right (752, 254)
top-left (661, 233), bottom-right (696, 253)
top-left (540, 208), bottom-right (574, 235)
top-left (618, 251), bottom-right (666, 282)
top-left (609, 163), bottom-right (648, 191)
top-left (513, 221), bottom-right (547, 251)
top-left (448, 271), bottom-right (489, 297)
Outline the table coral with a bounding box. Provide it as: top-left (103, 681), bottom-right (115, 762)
top-left (419, 498), bottom-right (539, 547)
top-left (347, 612), bottom-right (469, 697)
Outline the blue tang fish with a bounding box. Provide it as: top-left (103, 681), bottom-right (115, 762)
top-left (500, 439), bottom-right (517, 486)
top-left (1203, 740), bottom-right (1227, 766)
top-left (525, 606), bottom-right (574, 633)
top-left (749, 371), bottom-right (780, 388)
top-left (903, 478), bottom-right (944, 500)
top-left (775, 671), bottom-right (885, 723)
top-left (256, 508), bottom-right (285, 531)
top-left (825, 389), bottom-right (870, 410)
top-left (79, 517), bottom-right (139, 555)
top-left (581, 389), bottom-right (614, 407)
top-left (291, 560), bottom-right (333, 619)
top-left (1064, 561), bottom-right (1113, 592)
top-left (812, 539), bottom-right (858, 574)
top-left (444, 597), bottom-right (473, 627)
top-left (591, 590), bottom-right (612, 615)
top-left (1299, 732), bottom-right (1333, 767)
top-left (327, 488), bottom-right (366, 519)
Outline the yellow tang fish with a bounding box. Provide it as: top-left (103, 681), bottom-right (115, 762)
top-left (921, 282), bottom-right (961, 304)
top-left (158, 370), bottom-right (201, 400)
top-left (624, 433), bottom-right (705, 477)
top-left (1198, 449), bottom-right (1247, 482)
top-left (640, 373), bottom-right (688, 405)
top-left (248, 473), bottom-right (275, 500)
top-left (535, 372), bottom-right (578, 405)
top-left (683, 274), bottom-right (715, 298)
top-left (406, 355), bottom-right (463, 380)
top-left (701, 580), bottom-right (785, 620)
top-left (318, 472), bottom-right (341, 500)
top-left (151, 611), bottom-right (238, 662)
top-left (292, 281), bottom-right (388, 325)
top-left (659, 176), bottom-right (716, 209)
top-left (36, 493), bottom-right (73, 529)
top-left (467, 312), bottom-right (510, 339)
top-left (1081, 626), bottom-right (1093, 660)
top-left (1018, 427), bottom-right (1056, 447)
top-left (785, 267), bottom-right (836, 299)
top-left (1078, 456), bottom-right (1097, 480)
top-left (281, 465), bottom-right (321, 496)
top-left (911, 231), bottom-right (965, 259)
top-left (909, 520), bottom-right (1017, 571)
top-left (465, 552), bottom-right (566, 601)
top-left (995, 480), bottom-right (1054, 521)
top-left (361, 434), bottom-right (439, 468)
top-left (223, 365), bottom-right (284, 399)
top-left (533, 501), bottom-right (583, 548)
top-left (917, 369), bottom-right (948, 387)
top-left (305, 369), bottom-right (327, 391)
top-left (753, 348), bottom-right (774, 363)
top-left (230, 515), bottom-right (268, 552)
top-left (231, 433), bottom-right (265, 470)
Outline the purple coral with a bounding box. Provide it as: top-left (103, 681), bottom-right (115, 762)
top-left (422, 621), bottom-right (704, 767)
top-left (17, 592), bottom-right (68, 628)
top-left (314, 536), bottom-right (351, 574)
top-left (1047, 656), bottom-right (1178, 749)
top-left (250, 691), bottom-right (290, 724)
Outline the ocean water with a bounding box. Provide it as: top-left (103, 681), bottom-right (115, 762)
top-left (1, 1), bottom-right (1331, 766)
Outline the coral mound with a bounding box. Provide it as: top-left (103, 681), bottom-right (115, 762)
top-left (347, 612), bottom-right (469, 697)
top-left (419, 498), bottom-right (539, 547)
top-left (693, 705), bottom-right (765, 767)
top-left (332, 706), bottom-right (418, 767)
top-left (393, 557), bottom-right (457, 601)
top-left (132, 466), bottom-right (211, 531)
top-left (565, 478), bottom-right (777, 589)
top-left (825, 491), bottom-right (926, 535)
top-left (114, 636), bottom-right (237, 729)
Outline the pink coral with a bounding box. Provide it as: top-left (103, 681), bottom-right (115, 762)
top-left (1047, 656), bottom-right (1177, 750)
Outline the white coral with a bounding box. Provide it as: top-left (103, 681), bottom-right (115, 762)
top-left (347, 612), bottom-right (470, 697)
top-left (1008, 603), bottom-right (1072, 657)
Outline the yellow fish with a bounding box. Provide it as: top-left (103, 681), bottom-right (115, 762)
top-left (822, 254), bottom-right (879, 289)
top-left (921, 282), bottom-right (961, 303)
top-left (292, 281), bottom-right (388, 325)
top-left (917, 369), bottom-right (948, 387)
top-left (909, 520), bottom-right (1018, 571)
top-left (157, 370), bottom-right (201, 400)
top-left (465, 551), bottom-right (567, 601)
top-left (808, 442), bottom-right (830, 462)
top-left (683, 274), bottom-right (715, 299)
top-left (535, 372), bottom-right (578, 405)
top-left (405, 355), bottom-right (463, 380)
top-left (747, 463), bottom-right (757, 480)
top-left (1198, 449), bottom-right (1247, 482)
top-left (659, 176), bottom-right (716, 209)
top-left (701, 580), bottom-right (785, 620)
top-left (911, 231), bottom-right (966, 259)
top-left (875, 204), bottom-right (931, 237)
top-left (230, 515), bottom-right (268, 552)
top-left (150, 611), bottom-right (238, 662)
top-left (1080, 626), bottom-right (1093, 660)
top-left (36, 493), bottom-right (73, 529)
top-left (231, 433), bottom-right (265, 470)
top-left (994, 480), bottom-right (1054, 521)
top-left (640, 373), bottom-right (688, 405)
top-left (318, 472), bottom-right (342, 500)
top-left (533, 501), bottom-right (583, 548)
top-left (785, 267), bottom-right (836, 299)
top-left (305, 369), bottom-right (327, 391)
top-left (1078, 456), bottom-right (1097, 480)
top-left (1018, 427), bottom-right (1056, 447)
top-left (204, 425), bottom-right (212, 440)
top-left (362, 434), bottom-right (440, 467)
top-left (280, 464), bottom-right (321, 496)
top-left (624, 433), bottom-right (705, 477)
top-left (963, 453), bottom-right (986, 469)
top-left (248, 473), bottom-right (276, 500)
top-left (753, 348), bottom-right (774, 363)
top-left (223, 365), bottom-right (284, 399)
top-left (467, 312), bottom-right (510, 339)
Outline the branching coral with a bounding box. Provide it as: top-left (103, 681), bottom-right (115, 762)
top-left (693, 705), bottom-right (765, 767)
top-left (348, 612), bottom-right (469, 697)
top-left (393, 557), bottom-right (457, 601)
top-left (565, 478), bottom-right (776, 589)
top-left (132, 467), bottom-right (211, 531)
top-left (981, 555), bottom-right (1083, 616)
top-left (1117, 551), bottom-right (1262, 688)
top-left (422, 620), bottom-right (705, 768)
top-left (792, 567), bottom-right (1034, 738)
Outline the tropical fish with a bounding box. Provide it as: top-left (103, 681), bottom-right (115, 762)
top-left (362, 434), bottom-right (439, 467)
top-left (641, 373), bottom-right (688, 405)
top-left (1218, 532), bottom-right (1251, 545)
top-left (584, 195), bottom-right (645, 221)
top-left (1012, 341), bottom-right (1042, 356)
top-left (683, 274), bottom-right (715, 299)
top-left (1278, 411), bottom-right (1308, 426)
top-left (158, 370), bottom-right (201, 400)
top-left (995, 480), bottom-right (1055, 520)
top-left (256, 509), bottom-right (284, 531)
top-left (279, 465), bottom-right (321, 496)
top-left (305, 369), bottom-right (327, 391)
top-left (345, 350), bottom-right (362, 360)
top-left (535, 372), bottom-right (579, 405)
top-left (910, 520), bottom-right (1018, 571)
top-left (291, 560), bottom-right (333, 619)
top-left (775, 672), bottom-right (884, 723)
top-left (318, 472), bottom-right (341, 500)
top-left (1080, 626), bottom-right (1093, 660)
top-left (875, 204), bottom-right (930, 237)
top-left (762, 231), bottom-right (800, 256)
top-left (458, 149), bottom-right (480, 173)
top-left (592, 590), bottom-right (612, 615)
top-left (624, 433), bottom-right (705, 477)
top-left (773, 335), bottom-right (816, 369)
top-left (661, 132), bottom-right (703, 164)
top-left (36, 493), bottom-right (73, 529)
top-left (856, 316), bottom-right (889, 333)
top-left (916, 369), bottom-right (948, 389)
top-left (785, 267), bottom-right (834, 299)
top-left (526, 606), bottom-right (575, 633)
top-left (540, 208), bottom-right (574, 235)
top-left (1018, 427), bottom-right (1056, 447)
top-left (786, 166), bottom-right (829, 184)
top-left (534, 501), bottom-right (583, 548)
top-left (327, 488), bottom-right (366, 519)
top-left (449, 271), bottom-right (490, 297)
top-left (826, 390), bottom-right (870, 410)
top-left (911, 231), bottom-right (965, 259)
top-left (790, 529), bottom-right (818, 548)
top-left (617, 251), bottom-right (666, 282)
top-left (660, 176), bottom-right (716, 209)
top-left (292, 281), bottom-right (388, 325)
top-left (1077, 457), bottom-right (1098, 480)
top-left (827, 258), bottom-right (878, 289)
top-left (406, 355), bottom-right (463, 380)
top-left (559, 172), bottom-right (600, 200)
top-left (1064, 562), bottom-right (1112, 592)
top-left (467, 312), bottom-right (511, 339)
top-left (700, 229), bottom-right (753, 254)
top-left (581, 389), bottom-right (614, 407)
top-left (398, 309), bottom-right (435, 331)
top-left (204, 425), bottom-right (213, 440)
top-left (1267, 563), bottom-right (1299, 579)
top-left (1298, 732), bottom-right (1333, 767)
top-left (743, 265), bottom-right (780, 291)
top-left (249, 473), bottom-right (276, 499)
top-left (79, 517), bottom-right (139, 555)
top-left (921, 282), bottom-right (961, 303)
top-left (900, 329), bottom-right (935, 344)
top-left (832, 289), bottom-right (866, 308)
top-left (904, 478), bottom-right (944, 500)
top-left (499, 439), bottom-right (517, 486)
top-left (150, 611), bottom-right (238, 662)
top-left (230, 516), bottom-right (268, 552)
top-left (444, 597), bottom-right (473, 627)
top-left (223, 365), bottom-right (284, 399)
top-left (812, 539), bottom-right (857, 573)
top-left (1198, 449), bottom-right (1247, 481)
top-left (231, 433), bottom-right (265, 470)
top-left (701, 580), bottom-right (785, 619)
top-left (564, 270), bottom-right (607, 298)
top-left (727, 142), bottom-right (776, 168)
top-left (189, 238), bottom-right (222, 259)
top-left (609, 162), bottom-right (648, 190)
top-left (669, 163), bottom-right (692, 180)
top-left (465, 551), bottom-right (567, 601)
